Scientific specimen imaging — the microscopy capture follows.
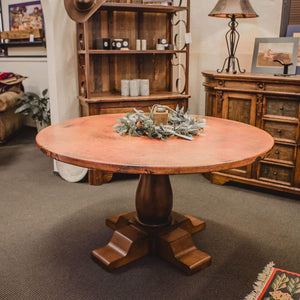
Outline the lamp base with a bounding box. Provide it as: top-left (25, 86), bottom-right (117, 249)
top-left (217, 56), bottom-right (245, 74)
top-left (217, 15), bottom-right (245, 74)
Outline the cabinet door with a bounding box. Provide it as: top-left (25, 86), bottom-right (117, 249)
top-left (221, 92), bottom-right (257, 178)
top-left (222, 92), bottom-right (257, 125)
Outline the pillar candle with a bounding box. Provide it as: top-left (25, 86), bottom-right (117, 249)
top-left (141, 40), bottom-right (147, 51)
top-left (136, 39), bottom-right (141, 51)
top-left (121, 80), bottom-right (130, 97)
top-left (140, 79), bottom-right (150, 96)
top-left (130, 80), bottom-right (140, 97)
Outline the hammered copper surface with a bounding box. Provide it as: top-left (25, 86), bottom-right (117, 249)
top-left (36, 114), bottom-right (274, 175)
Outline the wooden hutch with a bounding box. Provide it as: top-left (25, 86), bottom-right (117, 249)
top-left (203, 71), bottom-right (300, 195)
top-left (76, 0), bottom-right (191, 184)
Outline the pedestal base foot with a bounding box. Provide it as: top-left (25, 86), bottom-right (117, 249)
top-left (92, 211), bottom-right (211, 274)
top-left (92, 225), bottom-right (148, 271)
top-left (158, 227), bottom-right (211, 275)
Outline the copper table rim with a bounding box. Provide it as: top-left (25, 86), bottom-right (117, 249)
top-left (36, 114), bottom-right (274, 175)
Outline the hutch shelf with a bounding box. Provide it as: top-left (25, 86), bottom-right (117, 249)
top-left (77, 0), bottom-right (191, 185)
top-left (203, 71), bottom-right (300, 195)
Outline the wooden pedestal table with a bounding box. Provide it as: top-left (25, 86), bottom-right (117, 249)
top-left (36, 114), bottom-right (274, 275)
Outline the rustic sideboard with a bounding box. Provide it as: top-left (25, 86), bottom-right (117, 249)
top-left (202, 71), bottom-right (300, 195)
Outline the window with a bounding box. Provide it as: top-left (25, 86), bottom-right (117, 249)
top-left (280, 0), bottom-right (300, 36)
top-left (289, 0), bottom-right (300, 24)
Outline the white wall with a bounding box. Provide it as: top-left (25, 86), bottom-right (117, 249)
top-left (189, 0), bottom-right (283, 114)
top-left (0, 57), bottom-right (48, 95)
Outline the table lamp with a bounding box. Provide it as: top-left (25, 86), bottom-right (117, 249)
top-left (209, 0), bottom-right (258, 74)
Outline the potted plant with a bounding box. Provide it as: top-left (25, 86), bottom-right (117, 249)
top-left (15, 89), bottom-right (51, 131)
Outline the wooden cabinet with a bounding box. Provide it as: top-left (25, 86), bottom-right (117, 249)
top-left (77, 1), bottom-right (190, 184)
top-left (203, 71), bottom-right (300, 195)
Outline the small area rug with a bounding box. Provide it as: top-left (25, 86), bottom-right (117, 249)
top-left (245, 262), bottom-right (300, 300)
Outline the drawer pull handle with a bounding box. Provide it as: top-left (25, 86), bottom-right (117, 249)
top-left (273, 171), bottom-right (278, 176)
top-left (279, 106), bottom-right (284, 111)
top-left (275, 150), bottom-right (280, 155)
top-left (277, 129), bottom-right (282, 134)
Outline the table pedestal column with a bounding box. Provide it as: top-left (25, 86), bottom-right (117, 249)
top-left (92, 174), bottom-right (211, 275)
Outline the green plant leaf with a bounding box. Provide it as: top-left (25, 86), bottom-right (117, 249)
top-left (114, 107), bottom-right (207, 141)
top-left (15, 103), bottom-right (31, 113)
top-left (15, 90), bottom-right (51, 125)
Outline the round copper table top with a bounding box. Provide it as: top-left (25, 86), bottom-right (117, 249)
top-left (36, 114), bottom-right (274, 175)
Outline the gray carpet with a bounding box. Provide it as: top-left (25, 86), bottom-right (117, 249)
top-left (0, 127), bottom-right (299, 300)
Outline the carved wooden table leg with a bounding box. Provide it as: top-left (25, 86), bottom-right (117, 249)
top-left (92, 174), bottom-right (211, 274)
top-left (88, 169), bottom-right (113, 185)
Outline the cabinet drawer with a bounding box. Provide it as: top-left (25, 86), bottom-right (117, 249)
top-left (266, 143), bottom-right (296, 164)
top-left (263, 120), bottom-right (298, 142)
top-left (259, 163), bottom-right (293, 185)
top-left (265, 98), bottom-right (299, 118)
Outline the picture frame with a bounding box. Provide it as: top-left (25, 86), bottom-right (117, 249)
top-left (8, 1), bottom-right (44, 31)
top-left (251, 37), bottom-right (299, 75)
top-left (286, 25), bottom-right (300, 75)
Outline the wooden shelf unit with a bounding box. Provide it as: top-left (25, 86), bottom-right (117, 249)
top-left (0, 40), bottom-right (46, 57)
top-left (100, 2), bottom-right (187, 13)
top-left (77, 0), bottom-right (191, 185)
top-left (202, 71), bottom-right (300, 195)
top-left (78, 49), bottom-right (187, 54)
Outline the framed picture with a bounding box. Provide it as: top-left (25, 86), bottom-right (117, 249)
top-left (8, 1), bottom-right (44, 31)
top-left (286, 25), bottom-right (300, 75)
top-left (251, 37), bottom-right (299, 75)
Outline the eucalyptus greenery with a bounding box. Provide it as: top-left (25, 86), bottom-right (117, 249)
top-left (15, 89), bottom-right (51, 125)
top-left (114, 105), bottom-right (208, 141)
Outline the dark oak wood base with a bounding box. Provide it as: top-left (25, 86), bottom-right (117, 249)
top-left (88, 169), bottom-right (113, 185)
top-left (92, 175), bottom-right (211, 274)
top-left (207, 171), bottom-right (300, 195)
top-left (92, 211), bottom-right (211, 275)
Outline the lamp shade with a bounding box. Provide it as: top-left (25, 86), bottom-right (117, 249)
top-left (209, 0), bottom-right (258, 18)
top-left (64, 0), bottom-right (106, 23)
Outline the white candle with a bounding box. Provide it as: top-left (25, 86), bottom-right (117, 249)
top-left (142, 40), bottom-right (147, 51)
top-left (136, 39), bottom-right (141, 51)
top-left (121, 80), bottom-right (130, 97)
top-left (130, 80), bottom-right (140, 97)
top-left (140, 79), bottom-right (150, 96)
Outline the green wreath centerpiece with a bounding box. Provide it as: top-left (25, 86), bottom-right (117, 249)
top-left (114, 105), bottom-right (208, 141)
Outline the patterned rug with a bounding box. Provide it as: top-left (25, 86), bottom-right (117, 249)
top-left (245, 262), bottom-right (300, 300)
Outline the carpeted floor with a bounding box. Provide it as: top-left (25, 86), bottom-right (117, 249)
top-left (0, 127), bottom-right (299, 300)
